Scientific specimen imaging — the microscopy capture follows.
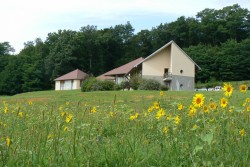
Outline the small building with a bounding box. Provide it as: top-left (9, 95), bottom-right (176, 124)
top-left (97, 57), bottom-right (144, 84)
top-left (54, 69), bottom-right (88, 90)
top-left (130, 40), bottom-right (201, 91)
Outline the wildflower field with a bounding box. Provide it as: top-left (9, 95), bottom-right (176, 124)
top-left (0, 83), bottom-right (249, 166)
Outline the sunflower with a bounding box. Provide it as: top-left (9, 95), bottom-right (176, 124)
top-left (162, 126), bottom-right (169, 134)
top-left (155, 108), bottom-right (165, 119)
top-left (66, 114), bottom-right (73, 123)
top-left (192, 94), bottom-right (205, 108)
top-left (220, 97), bottom-right (228, 108)
top-left (6, 137), bottom-right (11, 147)
top-left (246, 105), bottom-right (250, 112)
top-left (153, 101), bottom-right (160, 110)
top-left (222, 83), bottom-right (233, 97)
top-left (209, 102), bottom-right (217, 110)
top-left (203, 105), bottom-right (209, 113)
top-left (239, 129), bottom-right (246, 137)
top-left (174, 116), bottom-right (181, 125)
top-left (177, 103), bottom-right (184, 111)
top-left (160, 91), bottom-right (164, 96)
top-left (239, 84), bottom-right (247, 93)
top-left (188, 105), bottom-right (197, 118)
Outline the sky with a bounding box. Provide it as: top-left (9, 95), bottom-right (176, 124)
top-left (1, 0), bottom-right (250, 54)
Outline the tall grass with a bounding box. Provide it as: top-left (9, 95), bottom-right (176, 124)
top-left (0, 88), bottom-right (249, 166)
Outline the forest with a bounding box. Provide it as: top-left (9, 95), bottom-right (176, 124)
top-left (0, 4), bottom-right (250, 95)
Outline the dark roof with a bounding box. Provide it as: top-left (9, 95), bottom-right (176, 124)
top-left (104, 57), bottom-right (144, 76)
top-left (54, 69), bottom-right (88, 81)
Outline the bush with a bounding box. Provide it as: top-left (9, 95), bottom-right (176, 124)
top-left (81, 77), bottom-right (97, 92)
top-left (160, 84), bottom-right (169, 91)
top-left (114, 84), bottom-right (122, 90)
top-left (130, 77), bottom-right (141, 90)
top-left (92, 80), bottom-right (115, 91)
top-left (120, 81), bottom-right (130, 90)
top-left (138, 79), bottom-right (161, 90)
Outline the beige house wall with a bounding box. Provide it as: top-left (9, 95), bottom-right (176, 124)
top-left (142, 48), bottom-right (171, 76)
top-left (73, 80), bottom-right (81, 89)
top-left (55, 79), bottom-right (82, 90)
top-left (55, 81), bottom-right (61, 90)
top-left (170, 43), bottom-right (195, 77)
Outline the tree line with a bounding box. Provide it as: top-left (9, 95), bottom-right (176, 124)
top-left (0, 4), bottom-right (250, 95)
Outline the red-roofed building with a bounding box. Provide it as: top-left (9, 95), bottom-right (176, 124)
top-left (54, 69), bottom-right (89, 90)
top-left (97, 57), bottom-right (144, 84)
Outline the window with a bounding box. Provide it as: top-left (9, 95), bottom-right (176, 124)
top-left (164, 68), bottom-right (169, 74)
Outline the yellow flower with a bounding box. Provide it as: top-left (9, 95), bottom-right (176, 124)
top-left (246, 105), bottom-right (250, 112)
top-left (229, 106), bottom-right (234, 113)
top-left (156, 108), bottom-right (165, 119)
top-left (162, 126), bottom-right (169, 134)
top-left (239, 84), bottom-right (247, 93)
top-left (65, 101), bottom-right (69, 106)
top-left (193, 124), bottom-right (198, 130)
top-left (160, 91), bottom-right (164, 96)
top-left (203, 105), bottom-right (209, 113)
top-left (61, 111), bottom-right (66, 118)
top-left (134, 113), bottom-right (138, 118)
top-left (209, 102), bottom-right (217, 110)
top-left (64, 126), bottom-right (69, 131)
top-left (66, 114), bottom-right (73, 123)
top-left (4, 106), bottom-right (8, 113)
top-left (59, 105), bottom-right (63, 111)
top-left (188, 105), bottom-right (197, 118)
top-left (91, 107), bottom-right (97, 113)
top-left (239, 129), bottom-right (246, 137)
top-left (220, 97), bottom-right (228, 108)
top-left (109, 112), bottom-right (114, 118)
top-left (166, 114), bottom-right (172, 121)
top-left (192, 94), bottom-right (205, 108)
top-left (47, 134), bottom-right (53, 139)
top-left (174, 116), bottom-right (181, 125)
top-left (148, 106), bottom-right (153, 112)
top-left (153, 101), bottom-right (160, 110)
top-left (222, 83), bottom-right (233, 97)
top-left (18, 112), bottom-right (23, 117)
top-left (6, 137), bottom-right (11, 147)
top-left (177, 103), bottom-right (184, 111)
top-left (28, 100), bottom-right (33, 105)
top-left (130, 115), bottom-right (136, 121)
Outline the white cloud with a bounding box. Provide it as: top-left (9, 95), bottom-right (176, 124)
top-left (1, 0), bottom-right (250, 53)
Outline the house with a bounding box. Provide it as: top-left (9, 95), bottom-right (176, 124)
top-left (54, 69), bottom-right (89, 90)
top-left (129, 40), bottom-right (201, 91)
top-left (97, 57), bottom-right (144, 84)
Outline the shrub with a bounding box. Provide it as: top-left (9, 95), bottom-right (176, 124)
top-left (130, 77), bottom-right (141, 90)
top-left (81, 77), bottom-right (97, 92)
top-left (160, 84), bottom-right (169, 91)
top-left (120, 81), bottom-right (130, 90)
top-left (138, 79), bottom-right (161, 90)
top-left (114, 84), bottom-right (122, 90)
top-left (92, 80), bottom-right (115, 91)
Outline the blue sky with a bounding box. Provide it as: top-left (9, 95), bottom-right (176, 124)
top-left (1, 0), bottom-right (250, 54)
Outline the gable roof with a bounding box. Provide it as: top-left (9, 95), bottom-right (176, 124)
top-left (103, 57), bottom-right (144, 76)
top-left (96, 73), bottom-right (115, 80)
top-left (54, 69), bottom-right (88, 81)
top-left (134, 40), bottom-right (201, 70)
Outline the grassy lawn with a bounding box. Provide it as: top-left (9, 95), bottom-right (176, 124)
top-left (0, 88), bottom-right (249, 166)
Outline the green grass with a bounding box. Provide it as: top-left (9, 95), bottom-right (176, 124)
top-left (0, 89), bottom-right (249, 166)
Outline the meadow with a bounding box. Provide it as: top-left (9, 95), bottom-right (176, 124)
top-left (0, 84), bottom-right (249, 166)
